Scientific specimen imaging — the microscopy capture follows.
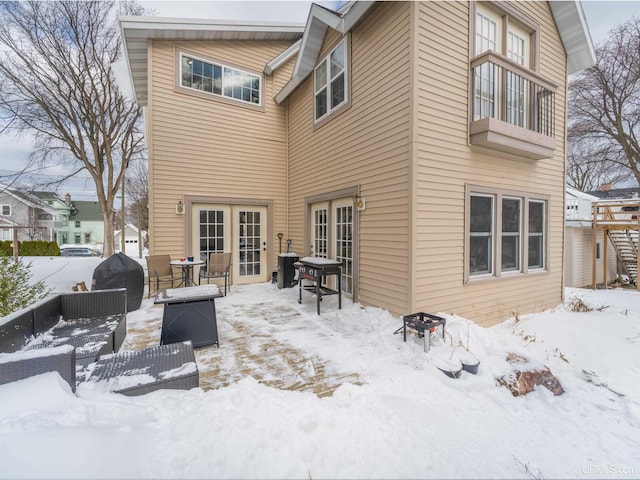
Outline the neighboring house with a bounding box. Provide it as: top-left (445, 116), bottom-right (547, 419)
top-left (31, 191), bottom-right (73, 245)
top-left (115, 223), bottom-right (147, 256)
top-left (0, 184), bottom-right (60, 242)
top-left (32, 192), bottom-right (105, 247)
top-left (120, 1), bottom-right (595, 325)
top-left (67, 197), bottom-right (105, 246)
top-left (564, 187), bottom-right (617, 288)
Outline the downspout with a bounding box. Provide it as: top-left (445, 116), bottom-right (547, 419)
top-left (408, 1), bottom-right (419, 313)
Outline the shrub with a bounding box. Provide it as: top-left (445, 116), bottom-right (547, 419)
top-left (0, 257), bottom-right (52, 316)
top-left (0, 241), bottom-right (12, 256)
top-left (0, 240), bottom-right (60, 256)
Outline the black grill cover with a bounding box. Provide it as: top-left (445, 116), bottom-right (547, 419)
top-left (92, 252), bottom-right (144, 311)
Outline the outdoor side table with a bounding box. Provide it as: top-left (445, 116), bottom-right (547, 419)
top-left (170, 259), bottom-right (204, 287)
top-left (154, 285), bottom-right (222, 348)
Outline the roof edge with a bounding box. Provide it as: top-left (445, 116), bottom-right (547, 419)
top-left (274, 1), bottom-right (375, 104)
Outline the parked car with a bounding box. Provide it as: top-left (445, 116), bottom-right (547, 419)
top-left (60, 246), bottom-right (99, 257)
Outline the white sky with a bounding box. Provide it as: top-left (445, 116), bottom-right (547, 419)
top-left (0, 0), bottom-right (638, 200)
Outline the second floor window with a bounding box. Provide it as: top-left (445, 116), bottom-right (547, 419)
top-left (1, 205), bottom-right (10, 216)
top-left (180, 54), bottom-right (261, 106)
top-left (75, 220), bottom-right (81, 228)
top-left (314, 39), bottom-right (347, 122)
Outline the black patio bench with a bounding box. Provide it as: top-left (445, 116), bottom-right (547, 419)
top-left (85, 341), bottom-right (199, 396)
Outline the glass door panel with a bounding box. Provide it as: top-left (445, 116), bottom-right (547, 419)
top-left (234, 206), bottom-right (267, 284)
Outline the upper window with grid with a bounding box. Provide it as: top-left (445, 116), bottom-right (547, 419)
top-left (474, 4), bottom-right (531, 68)
top-left (180, 54), bottom-right (261, 106)
top-left (314, 39), bottom-right (348, 123)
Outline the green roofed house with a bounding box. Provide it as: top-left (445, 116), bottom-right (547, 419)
top-left (32, 192), bottom-right (105, 249)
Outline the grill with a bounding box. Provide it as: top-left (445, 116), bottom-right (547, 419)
top-left (295, 257), bottom-right (342, 315)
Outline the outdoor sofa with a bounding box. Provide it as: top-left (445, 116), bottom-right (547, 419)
top-left (0, 289), bottom-right (199, 395)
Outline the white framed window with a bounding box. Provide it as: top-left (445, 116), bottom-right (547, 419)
top-left (1, 205), bottom-right (11, 216)
top-left (314, 39), bottom-right (348, 122)
top-left (75, 220), bottom-right (81, 228)
top-left (467, 186), bottom-right (547, 281)
top-left (475, 11), bottom-right (498, 56)
top-left (469, 194), bottom-right (494, 276)
top-left (528, 200), bottom-right (545, 269)
top-left (180, 53), bottom-right (261, 106)
top-left (501, 197), bottom-right (521, 272)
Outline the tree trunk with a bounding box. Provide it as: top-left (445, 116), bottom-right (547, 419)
top-left (102, 209), bottom-right (116, 258)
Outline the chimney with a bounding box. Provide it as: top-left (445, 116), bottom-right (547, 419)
top-left (65, 192), bottom-right (71, 207)
top-left (600, 183), bottom-right (612, 192)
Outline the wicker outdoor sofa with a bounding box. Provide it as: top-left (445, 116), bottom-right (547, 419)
top-left (0, 289), bottom-right (199, 395)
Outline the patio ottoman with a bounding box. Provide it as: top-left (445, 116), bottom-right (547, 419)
top-left (85, 342), bottom-right (199, 396)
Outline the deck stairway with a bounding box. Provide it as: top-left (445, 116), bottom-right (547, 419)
top-left (607, 229), bottom-right (639, 284)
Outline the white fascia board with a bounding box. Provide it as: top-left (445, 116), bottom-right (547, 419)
top-left (274, 1), bottom-right (376, 104)
top-left (265, 40), bottom-right (301, 75)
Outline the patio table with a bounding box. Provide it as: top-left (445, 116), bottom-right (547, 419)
top-left (170, 259), bottom-right (204, 287)
top-left (154, 285), bottom-right (222, 348)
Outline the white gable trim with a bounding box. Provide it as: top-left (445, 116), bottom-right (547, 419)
top-left (274, 1), bottom-right (375, 104)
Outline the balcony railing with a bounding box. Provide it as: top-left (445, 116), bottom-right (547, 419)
top-left (566, 197), bottom-right (593, 221)
top-left (469, 51), bottom-right (558, 160)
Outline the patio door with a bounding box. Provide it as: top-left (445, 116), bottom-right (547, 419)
top-left (333, 198), bottom-right (353, 295)
top-left (192, 204), bottom-right (268, 286)
top-left (308, 197), bottom-right (354, 297)
top-left (234, 206), bottom-right (268, 285)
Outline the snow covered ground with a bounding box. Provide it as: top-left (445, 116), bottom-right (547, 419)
top-left (1, 256), bottom-right (639, 478)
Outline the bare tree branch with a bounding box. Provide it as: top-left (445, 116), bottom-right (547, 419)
top-left (568, 16), bottom-right (640, 188)
top-left (0, 1), bottom-right (146, 257)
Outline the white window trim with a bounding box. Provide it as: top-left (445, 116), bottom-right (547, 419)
top-left (466, 185), bottom-right (548, 283)
top-left (313, 38), bottom-right (349, 124)
top-left (527, 199), bottom-right (546, 271)
top-left (178, 52), bottom-right (262, 107)
top-left (1, 205), bottom-right (11, 216)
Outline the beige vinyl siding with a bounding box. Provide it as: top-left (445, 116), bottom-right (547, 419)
top-left (412, 1), bottom-right (568, 325)
top-left (147, 39), bottom-right (293, 267)
top-left (564, 227), bottom-right (617, 288)
top-left (287, 2), bottom-right (412, 315)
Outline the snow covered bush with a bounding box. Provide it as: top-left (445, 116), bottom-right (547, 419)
top-left (0, 257), bottom-right (51, 316)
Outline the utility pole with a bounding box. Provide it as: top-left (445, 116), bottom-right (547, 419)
top-left (121, 172), bottom-right (126, 254)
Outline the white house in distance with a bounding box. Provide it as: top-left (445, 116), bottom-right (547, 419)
top-left (564, 187), bottom-right (616, 288)
top-left (115, 223), bottom-right (147, 258)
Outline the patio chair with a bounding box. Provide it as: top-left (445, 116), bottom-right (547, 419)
top-left (199, 252), bottom-right (232, 296)
top-left (146, 254), bottom-right (180, 298)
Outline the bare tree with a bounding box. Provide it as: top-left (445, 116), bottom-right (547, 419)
top-left (0, 1), bottom-right (145, 257)
top-left (566, 140), bottom-right (628, 192)
top-left (568, 16), bottom-right (640, 187)
top-left (126, 158), bottom-right (149, 234)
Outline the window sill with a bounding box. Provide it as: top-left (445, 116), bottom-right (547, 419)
top-left (470, 117), bottom-right (556, 160)
top-left (466, 269), bottom-right (549, 284)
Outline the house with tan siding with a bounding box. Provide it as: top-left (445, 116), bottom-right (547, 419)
top-left (120, 1), bottom-right (595, 325)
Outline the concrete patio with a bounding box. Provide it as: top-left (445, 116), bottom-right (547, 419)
top-left (122, 283), bottom-right (362, 397)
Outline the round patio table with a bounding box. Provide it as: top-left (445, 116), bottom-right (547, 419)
top-left (170, 259), bottom-right (204, 287)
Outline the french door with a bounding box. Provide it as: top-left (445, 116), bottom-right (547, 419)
top-left (309, 197), bottom-right (354, 296)
top-left (192, 204), bottom-right (268, 286)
